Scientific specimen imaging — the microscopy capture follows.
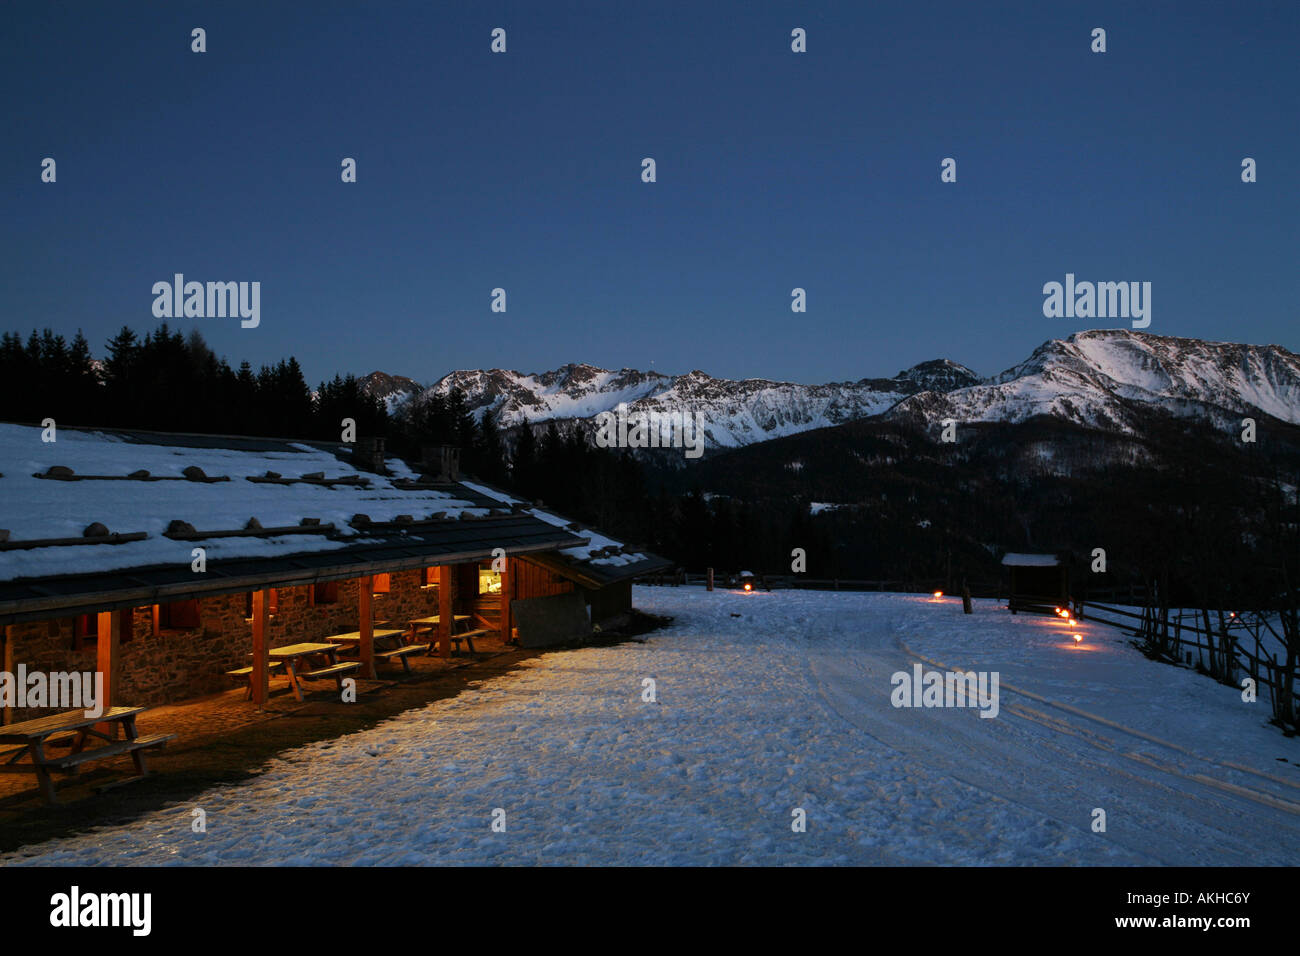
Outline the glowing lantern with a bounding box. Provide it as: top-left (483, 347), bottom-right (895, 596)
top-left (743, 582), bottom-right (752, 592)
top-left (933, 591), bottom-right (944, 598)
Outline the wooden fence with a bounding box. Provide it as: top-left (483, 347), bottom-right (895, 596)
top-left (1081, 599), bottom-right (1298, 727)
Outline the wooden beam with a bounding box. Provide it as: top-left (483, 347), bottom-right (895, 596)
top-left (358, 575), bottom-right (375, 679)
top-left (251, 590), bottom-right (269, 709)
top-left (95, 610), bottom-right (121, 735)
top-left (500, 557), bottom-right (513, 646)
top-left (437, 565), bottom-right (453, 659)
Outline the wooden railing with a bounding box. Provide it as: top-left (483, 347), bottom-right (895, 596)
top-left (1081, 599), bottom-right (1298, 726)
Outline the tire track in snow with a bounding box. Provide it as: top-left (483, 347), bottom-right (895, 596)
top-left (905, 642), bottom-right (1300, 816)
top-left (801, 640), bottom-right (1159, 864)
top-left (871, 640), bottom-right (1300, 863)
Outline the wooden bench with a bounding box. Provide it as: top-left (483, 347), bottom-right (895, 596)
top-left (450, 629), bottom-right (488, 655)
top-left (42, 734), bottom-right (175, 771)
top-left (227, 661), bottom-right (286, 699)
top-left (423, 628), bottom-right (488, 655)
top-left (375, 644), bottom-right (423, 674)
top-left (300, 661), bottom-right (362, 690)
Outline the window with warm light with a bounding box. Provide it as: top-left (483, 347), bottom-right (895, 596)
top-left (478, 563), bottom-right (501, 595)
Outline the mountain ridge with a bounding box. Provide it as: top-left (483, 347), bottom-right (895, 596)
top-left (362, 330), bottom-right (1300, 449)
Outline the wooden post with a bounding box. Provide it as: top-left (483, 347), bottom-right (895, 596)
top-left (961, 580), bottom-right (972, 615)
top-left (706, 568), bottom-right (713, 592)
top-left (252, 589), bottom-right (270, 710)
top-left (438, 564), bottom-right (453, 658)
top-left (1, 625), bottom-right (13, 725)
top-left (358, 575), bottom-right (375, 679)
top-left (95, 610), bottom-right (121, 734)
top-left (500, 557), bottom-right (514, 645)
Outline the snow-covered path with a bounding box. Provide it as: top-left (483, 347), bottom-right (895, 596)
top-left (4, 588), bottom-right (1299, 865)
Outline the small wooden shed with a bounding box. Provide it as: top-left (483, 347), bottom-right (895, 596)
top-left (1002, 552), bottom-right (1070, 614)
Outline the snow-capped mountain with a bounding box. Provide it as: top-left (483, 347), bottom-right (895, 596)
top-left (418, 360), bottom-right (981, 449)
top-left (889, 330), bottom-right (1300, 432)
top-left (358, 371), bottom-right (423, 413)
top-left (370, 331), bottom-right (1299, 452)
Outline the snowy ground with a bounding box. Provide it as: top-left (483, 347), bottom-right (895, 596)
top-left (4, 587), bottom-right (1299, 866)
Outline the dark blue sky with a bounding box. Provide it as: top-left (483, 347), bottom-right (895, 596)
top-left (3, 1), bottom-right (1296, 387)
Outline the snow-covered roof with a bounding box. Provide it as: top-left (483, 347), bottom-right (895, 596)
top-left (1001, 553), bottom-right (1063, 567)
top-left (0, 424), bottom-right (593, 619)
top-left (458, 479), bottom-right (673, 584)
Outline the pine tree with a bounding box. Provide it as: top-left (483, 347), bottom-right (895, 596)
top-left (512, 424), bottom-right (538, 498)
top-left (67, 330), bottom-right (100, 422)
top-left (102, 326), bottom-right (141, 424)
top-left (475, 406), bottom-right (507, 484)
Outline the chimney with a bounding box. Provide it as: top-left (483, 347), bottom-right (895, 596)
top-left (355, 436), bottom-right (386, 474)
top-left (421, 444), bottom-right (460, 482)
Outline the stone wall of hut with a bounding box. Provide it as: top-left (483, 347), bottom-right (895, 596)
top-left (0, 567), bottom-right (462, 722)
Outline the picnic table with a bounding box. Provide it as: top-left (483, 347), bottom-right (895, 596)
top-left (326, 628), bottom-right (423, 674)
top-left (227, 660), bottom-right (287, 699)
top-left (408, 614), bottom-right (483, 656)
top-left (409, 614), bottom-right (471, 633)
top-left (0, 706), bottom-right (174, 805)
top-left (267, 642), bottom-right (357, 701)
top-left (327, 627), bottom-right (406, 646)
